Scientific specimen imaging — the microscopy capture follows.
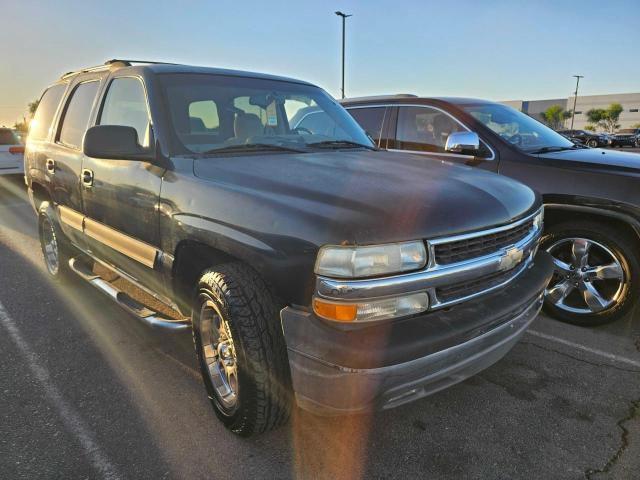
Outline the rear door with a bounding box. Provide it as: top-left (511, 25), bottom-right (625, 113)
top-left (390, 104), bottom-right (498, 172)
top-left (81, 74), bottom-right (165, 291)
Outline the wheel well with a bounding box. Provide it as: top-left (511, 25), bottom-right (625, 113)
top-left (172, 241), bottom-right (237, 310)
top-left (30, 182), bottom-right (50, 211)
top-left (544, 207), bottom-right (640, 248)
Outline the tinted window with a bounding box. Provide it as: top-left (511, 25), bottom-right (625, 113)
top-left (58, 81), bottom-right (100, 149)
top-left (99, 77), bottom-right (149, 146)
top-left (348, 107), bottom-right (386, 143)
top-left (0, 129), bottom-right (19, 145)
top-left (396, 106), bottom-right (464, 152)
top-left (28, 84), bottom-right (67, 141)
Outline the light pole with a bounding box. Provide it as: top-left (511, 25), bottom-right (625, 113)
top-left (570, 75), bottom-right (584, 129)
top-left (335, 11), bottom-right (352, 99)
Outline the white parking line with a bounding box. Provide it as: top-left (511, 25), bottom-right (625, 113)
top-left (0, 301), bottom-right (122, 480)
top-left (526, 329), bottom-right (640, 369)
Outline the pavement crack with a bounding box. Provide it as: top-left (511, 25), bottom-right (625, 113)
top-left (519, 340), bottom-right (640, 374)
top-left (584, 399), bottom-right (640, 479)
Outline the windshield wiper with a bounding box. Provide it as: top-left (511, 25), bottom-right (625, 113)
top-left (307, 140), bottom-right (376, 150)
top-left (527, 145), bottom-right (583, 154)
top-left (201, 143), bottom-right (307, 155)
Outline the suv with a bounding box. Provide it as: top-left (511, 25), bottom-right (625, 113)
top-left (611, 128), bottom-right (640, 148)
top-left (0, 127), bottom-right (25, 176)
top-left (25, 61), bottom-right (551, 436)
top-left (340, 95), bottom-right (640, 326)
top-left (557, 129), bottom-right (611, 148)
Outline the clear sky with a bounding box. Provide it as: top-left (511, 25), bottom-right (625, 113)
top-left (1, 0), bottom-right (639, 126)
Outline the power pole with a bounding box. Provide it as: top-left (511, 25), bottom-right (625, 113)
top-left (335, 11), bottom-right (352, 99)
top-left (570, 75), bottom-right (584, 129)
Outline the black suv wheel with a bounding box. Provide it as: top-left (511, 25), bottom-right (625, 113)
top-left (191, 263), bottom-right (291, 436)
top-left (38, 202), bottom-right (73, 282)
top-left (542, 220), bottom-right (640, 326)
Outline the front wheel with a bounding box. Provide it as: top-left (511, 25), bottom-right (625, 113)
top-left (542, 221), bottom-right (640, 326)
top-left (191, 263), bottom-right (291, 436)
top-left (587, 139), bottom-right (598, 148)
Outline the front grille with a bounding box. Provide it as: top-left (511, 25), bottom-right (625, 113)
top-left (433, 218), bottom-right (534, 265)
top-left (435, 264), bottom-right (524, 303)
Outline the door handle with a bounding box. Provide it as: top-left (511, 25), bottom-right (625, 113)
top-left (81, 169), bottom-right (94, 187)
top-left (46, 158), bottom-right (55, 174)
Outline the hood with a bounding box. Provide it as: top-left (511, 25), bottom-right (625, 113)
top-left (538, 147), bottom-right (640, 173)
top-left (192, 150), bottom-right (538, 245)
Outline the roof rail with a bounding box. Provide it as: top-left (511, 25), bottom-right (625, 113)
top-left (338, 94), bottom-right (418, 103)
top-left (60, 59), bottom-right (178, 80)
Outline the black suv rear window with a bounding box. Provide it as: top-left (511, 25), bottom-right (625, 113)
top-left (29, 84), bottom-right (67, 141)
top-left (0, 129), bottom-right (18, 145)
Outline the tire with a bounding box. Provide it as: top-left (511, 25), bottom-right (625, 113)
top-left (541, 220), bottom-right (640, 326)
top-left (38, 202), bottom-right (73, 282)
top-left (587, 139), bottom-right (598, 148)
top-left (191, 262), bottom-right (291, 436)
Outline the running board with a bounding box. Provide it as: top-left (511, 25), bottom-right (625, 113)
top-left (68, 256), bottom-right (190, 332)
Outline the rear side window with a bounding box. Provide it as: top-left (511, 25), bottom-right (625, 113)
top-left (98, 77), bottom-right (150, 146)
top-left (0, 129), bottom-right (19, 145)
top-left (58, 81), bottom-right (100, 149)
top-left (28, 84), bottom-right (67, 141)
top-left (347, 107), bottom-right (386, 143)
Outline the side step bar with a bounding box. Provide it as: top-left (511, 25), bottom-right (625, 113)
top-left (69, 256), bottom-right (191, 332)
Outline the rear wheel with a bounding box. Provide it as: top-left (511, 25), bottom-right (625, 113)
top-left (38, 203), bottom-right (73, 282)
top-left (587, 139), bottom-right (598, 148)
top-left (542, 221), bottom-right (639, 326)
top-left (191, 263), bottom-right (291, 436)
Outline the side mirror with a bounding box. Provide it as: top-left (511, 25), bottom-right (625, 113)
top-left (445, 131), bottom-right (481, 156)
top-left (83, 125), bottom-right (154, 162)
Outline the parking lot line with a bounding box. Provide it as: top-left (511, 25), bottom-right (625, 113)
top-left (526, 329), bottom-right (640, 369)
top-left (0, 300), bottom-right (123, 480)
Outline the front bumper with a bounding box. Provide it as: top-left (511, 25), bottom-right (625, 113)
top-left (281, 251), bottom-right (553, 415)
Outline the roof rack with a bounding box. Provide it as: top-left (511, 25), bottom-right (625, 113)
top-left (60, 59), bottom-right (178, 80)
top-left (338, 94), bottom-right (418, 102)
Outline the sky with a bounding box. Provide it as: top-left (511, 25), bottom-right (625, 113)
top-left (1, 0), bottom-right (639, 126)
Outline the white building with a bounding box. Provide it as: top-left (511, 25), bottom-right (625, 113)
top-left (502, 93), bottom-right (640, 131)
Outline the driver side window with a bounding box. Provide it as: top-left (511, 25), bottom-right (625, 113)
top-left (98, 77), bottom-right (150, 147)
top-left (395, 106), bottom-right (464, 153)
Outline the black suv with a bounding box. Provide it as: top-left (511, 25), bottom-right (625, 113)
top-left (340, 95), bottom-right (640, 326)
top-left (611, 128), bottom-right (640, 148)
top-left (557, 129), bottom-right (611, 148)
top-left (25, 61), bottom-right (551, 436)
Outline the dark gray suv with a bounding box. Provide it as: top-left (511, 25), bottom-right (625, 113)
top-left (25, 61), bottom-right (552, 435)
top-left (340, 95), bottom-right (640, 326)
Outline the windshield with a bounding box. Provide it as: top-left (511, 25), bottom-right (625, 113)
top-left (159, 73), bottom-right (374, 154)
top-left (462, 103), bottom-right (575, 153)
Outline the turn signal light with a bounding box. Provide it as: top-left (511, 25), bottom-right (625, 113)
top-left (313, 299), bottom-right (358, 322)
top-left (313, 292), bottom-right (429, 323)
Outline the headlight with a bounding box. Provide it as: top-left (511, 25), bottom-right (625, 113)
top-left (314, 241), bottom-right (427, 278)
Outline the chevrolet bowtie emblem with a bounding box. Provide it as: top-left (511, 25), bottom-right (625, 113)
top-left (499, 246), bottom-right (524, 271)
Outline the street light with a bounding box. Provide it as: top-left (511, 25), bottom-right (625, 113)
top-left (335, 11), bottom-right (352, 99)
top-left (570, 74), bottom-right (584, 129)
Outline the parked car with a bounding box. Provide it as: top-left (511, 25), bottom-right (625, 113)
top-left (25, 60), bottom-right (552, 435)
top-left (0, 127), bottom-right (25, 175)
top-left (557, 129), bottom-right (611, 148)
top-left (611, 128), bottom-right (640, 148)
top-left (340, 95), bottom-right (640, 326)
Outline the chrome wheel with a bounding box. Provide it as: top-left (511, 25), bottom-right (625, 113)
top-left (199, 299), bottom-right (238, 413)
top-left (40, 217), bottom-right (60, 275)
top-left (545, 238), bottom-right (626, 315)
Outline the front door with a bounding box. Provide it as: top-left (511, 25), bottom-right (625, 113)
top-left (390, 105), bottom-right (498, 172)
top-left (81, 75), bottom-right (165, 292)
